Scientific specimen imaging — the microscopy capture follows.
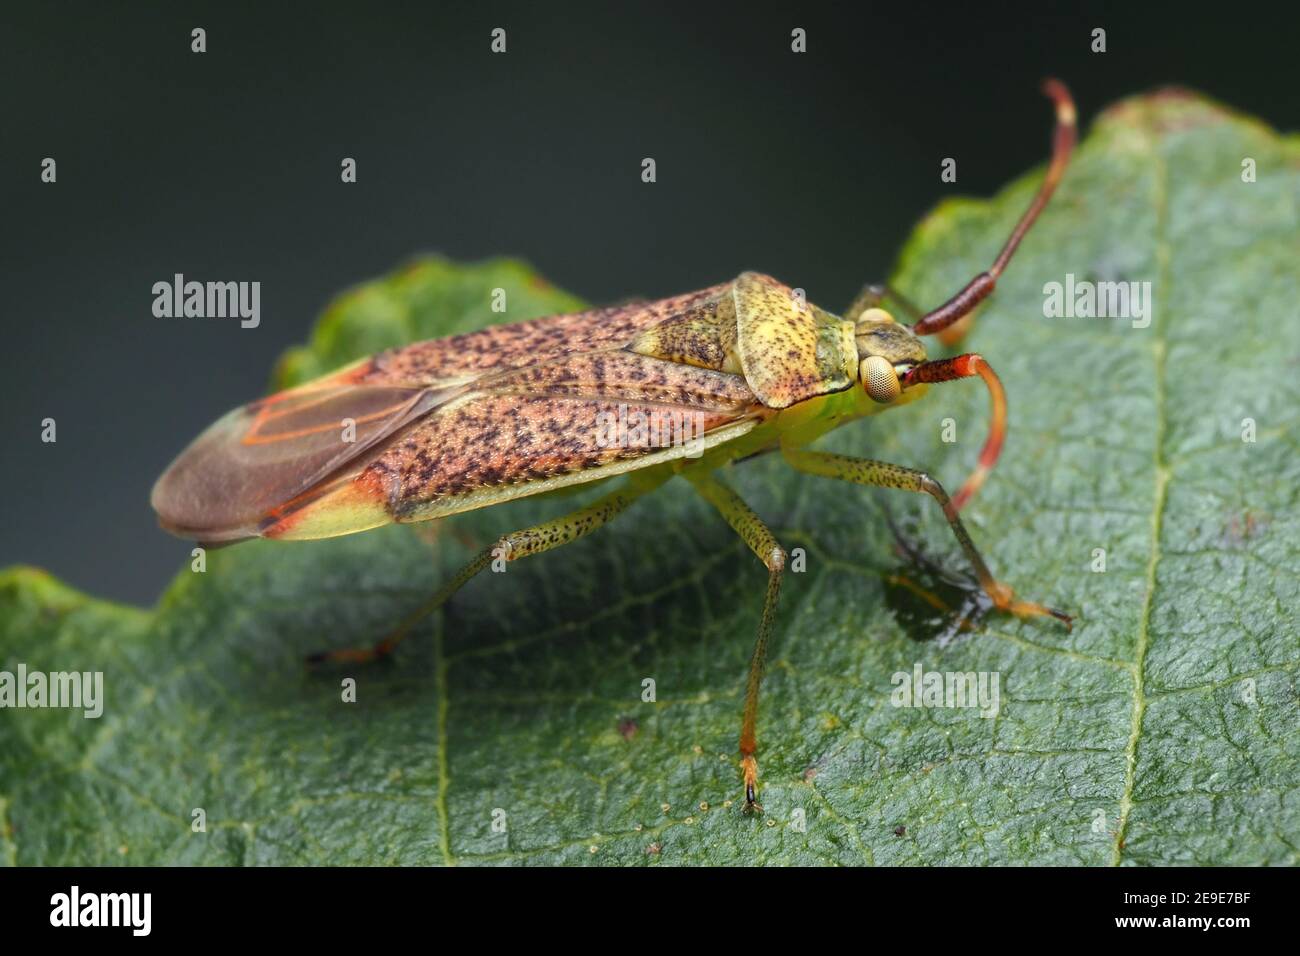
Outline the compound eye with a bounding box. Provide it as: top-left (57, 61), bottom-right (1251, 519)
top-left (861, 355), bottom-right (901, 403)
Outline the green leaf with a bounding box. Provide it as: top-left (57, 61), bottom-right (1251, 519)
top-left (2, 91), bottom-right (1296, 866)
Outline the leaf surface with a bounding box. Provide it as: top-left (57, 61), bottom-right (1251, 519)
top-left (2, 92), bottom-right (1297, 865)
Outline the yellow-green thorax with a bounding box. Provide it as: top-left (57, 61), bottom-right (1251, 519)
top-left (655, 272), bottom-right (933, 469)
top-left (629, 270), bottom-right (929, 413)
top-left (730, 271), bottom-right (858, 408)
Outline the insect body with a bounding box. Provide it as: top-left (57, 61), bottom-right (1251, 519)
top-left (153, 81), bottom-right (1078, 811)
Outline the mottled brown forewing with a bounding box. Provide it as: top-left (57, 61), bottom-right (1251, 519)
top-left (349, 350), bottom-right (759, 527)
top-left (154, 290), bottom-right (766, 541)
top-left (350, 283), bottom-right (734, 387)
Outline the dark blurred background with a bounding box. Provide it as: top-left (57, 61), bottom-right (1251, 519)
top-left (3, 1), bottom-right (1298, 605)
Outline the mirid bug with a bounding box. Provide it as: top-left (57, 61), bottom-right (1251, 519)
top-left (153, 80), bottom-right (1078, 811)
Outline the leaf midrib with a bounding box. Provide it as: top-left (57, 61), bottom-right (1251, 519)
top-left (1112, 105), bottom-right (1173, 865)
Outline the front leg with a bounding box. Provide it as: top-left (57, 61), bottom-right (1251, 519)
top-left (782, 447), bottom-right (1071, 628)
top-left (845, 281), bottom-right (923, 324)
top-left (846, 280), bottom-right (977, 346)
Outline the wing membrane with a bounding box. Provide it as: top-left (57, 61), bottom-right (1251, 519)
top-left (151, 383), bottom-right (461, 541)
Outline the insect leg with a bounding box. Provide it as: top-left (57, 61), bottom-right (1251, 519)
top-left (845, 282), bottom-right (924, 323)
top-left (687, 472), bottom-right (786, 813)
top-left (782, 447), bottom-right (1072, 628)
top-left (307, 476), bottom-right (666, 664)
